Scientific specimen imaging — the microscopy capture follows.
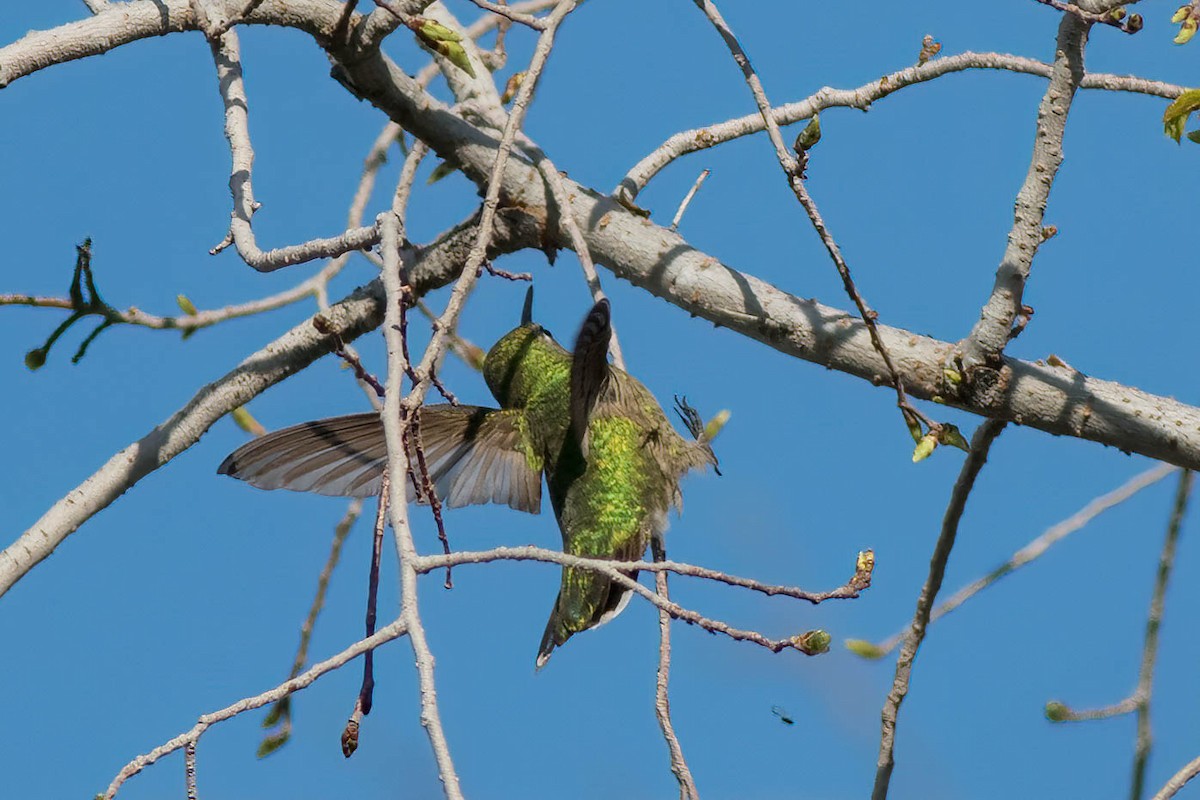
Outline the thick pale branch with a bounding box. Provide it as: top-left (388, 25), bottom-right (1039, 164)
top-left (319, 29), bottom-right (1200, 472)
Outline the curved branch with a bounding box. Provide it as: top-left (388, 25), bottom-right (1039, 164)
top-left (415, 545), bottom-right (872, 604)
top-left (616, 52), bottom-right (1183, 200)
top-left (102, 618), bottom-right (409, 799)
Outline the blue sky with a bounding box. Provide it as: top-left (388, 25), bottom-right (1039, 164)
top-left (3, 2), bottom-right (1200, 798)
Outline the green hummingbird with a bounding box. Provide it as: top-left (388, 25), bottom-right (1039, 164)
top-left (218, 292), bottom-right (718, 667)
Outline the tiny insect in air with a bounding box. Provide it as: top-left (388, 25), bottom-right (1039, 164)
top-left (771, 705), bottom-right (794, 725)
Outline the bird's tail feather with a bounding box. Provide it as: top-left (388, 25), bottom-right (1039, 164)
top-left (534, 570), bottom-right (635, 670)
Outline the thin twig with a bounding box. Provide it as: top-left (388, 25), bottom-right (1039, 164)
top-left (865, 463), bottom-right (1177, 657)
top-left (261, 500), bottom-right (362, 757)
top-left (208, 28), bottom-right (380, 272)
top-left (670, 169), bottom-right (710, 232)
top-left (1153, 753), bottom-right (1200, 800)
top-left (414, 545), bottom-right (872, 653)
top-left (1048, 697), bottom-right (1140, 722)
top-left (531, 153), bottom-right (626, 369)
top-left (689, 0), bottom-right (934, 434)
top-left (343, 475), bottom-right (389, 757)
top-left (1033, 0), bottom-right (1142, 33)
top-left (1131, 469), bottom-right (1192, 799)
top-left (416, 545), bottom-right (873, 604)
top-left (872, 419), bottom-right (1007, 800)
top-left (465, 0), bottom-right (546, 29)
top-left (380, 210), bottom-right (464, 798)
top-left (101, 619), bottom-right (409, 799)
top-left (616, 52), bottom-right (1182, 202)
top-left (184, 742), bottom-right (197, 800)
top-left (651, 538), bottom-right (699, 800)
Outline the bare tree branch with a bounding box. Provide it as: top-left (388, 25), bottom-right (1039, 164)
top-left (261, 499), bottom-right (362, 756)
top-left (208, 26), bottom-right (381, 272)
top-left (669, 169), bottom-right (710, 232)
top-left (416, 545), bottom-right (873, 604)
top-left (102, 618), bottom-right (409, 798)
top-left (379, 210), bottom-right (464, 798)
top-left (1153, 754), bottom-right (1200, 800)
top-left (872, 419), bottom-right (1007, 800)
top-left (652, 539), bottom-right (699, 800)
top-left (954, 15), bottom-right (1089, 370)
top-left (1130, 469), bottom-right (1192, 800)
top-left (616, 51), bottom-right (1181, 201)
top-left (1047, 470), bottom-right (1194, 799)
top-left (466, 0), bottom-right (545, 30)
top-left (859, 463), bottom-right (1177, 658)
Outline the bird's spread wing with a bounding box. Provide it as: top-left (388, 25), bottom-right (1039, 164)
top-left (569, 299), bottom-right (613, 453)
top-left (217, 405), bottom-right (543, 512)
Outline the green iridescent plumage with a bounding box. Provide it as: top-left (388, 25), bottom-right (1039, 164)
top-left (218, 294), bottom-right (717, 667)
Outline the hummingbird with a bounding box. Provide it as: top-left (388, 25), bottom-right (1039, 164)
top-left (218, 292), bottom-right (718, 667)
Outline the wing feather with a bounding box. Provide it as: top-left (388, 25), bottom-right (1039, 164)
top-left (218, 406), bottom-right (542, 512)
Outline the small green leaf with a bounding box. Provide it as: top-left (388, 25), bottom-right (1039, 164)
top-left (794, 114), bottom-right (821, 152)
top-left (1163, 88), bottom-right (1200, 142)
top-left (912, 433), bottom-right (937, 463)
top-left (413, 19), bottom-right (475, 78)
top-left (261, 697), bottom-right (289, 727)
top-left (435, 40), bottom-right (476, 78)
top-left (24, 348), bottom-right (46, 371)
top-left (942, 368), bottom-right (962, 385)
top-left (845, 639), bottom-right (887, 660)
top-left (427, 160), bottom-right (458, 185)
top-left (903, 414), bottom-right (923, 444)
top-left (1044, 701), bottom-right (1071, 722)
top-left (176, 294), bottom-right (198, 316)
top-left (231, 406), bottom-right (267, 437)
top-left (792, 629), bottom-right (832, 655)
top-left (501, 71), bottom-right (526, 104)
top-left (460, 342), bottom-right (487, 371)
top-left (418, 19), bottom-right (463, 43)
top-left (1176, 18), bottom-right (1199, 44)
top-left (1173, 5), bottom-right (1190, 24)
top-left (704, 409), bottom-right (731, 441)
top-left (256, 730), bottom-right (290, 758)
top-left (937, 423), bottom-right (970, 453)
top-left (1188, 130), bottom-right (1200, 144)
